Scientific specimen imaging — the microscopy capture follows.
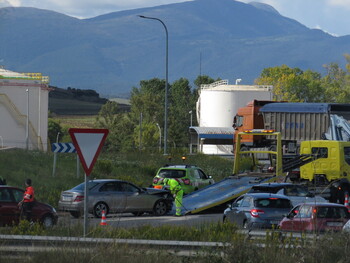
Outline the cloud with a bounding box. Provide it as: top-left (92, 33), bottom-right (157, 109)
top-left (2, 0), bottom-right (192, 18)
top-left (0, 0), bottom-right (17, 7)
top-left (329, 0), bottom-right (350, 9)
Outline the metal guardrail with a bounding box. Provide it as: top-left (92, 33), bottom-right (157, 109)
top-left (0, 230), bottom-right (319, 248)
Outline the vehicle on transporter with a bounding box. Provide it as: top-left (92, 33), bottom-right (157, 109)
top-left (179, 130), bottom-right (350, 215)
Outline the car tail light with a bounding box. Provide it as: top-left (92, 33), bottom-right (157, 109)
top-left (153, 178), bottom-right (159, 184)
top-left (183, 179), bottom-right (191, 185)
top-left (250, 209), bottom-right (265, 218)
top-left (74, 195), bottom-right (84, 202)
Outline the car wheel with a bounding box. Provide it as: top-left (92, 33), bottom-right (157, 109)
top-left (153, 200), bottom-right (168, 216)
top-left (132, 212), bottom-right (144, 216)
top-left (70, 211), bottom-right (81, 218)
top-left (41, 215), bottom-right (55, 228)
top-left (93, 202), bottom-right (109, 218)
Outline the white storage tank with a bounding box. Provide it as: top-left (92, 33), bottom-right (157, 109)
top-left (195, 80), bottom-right (273, 155)
top-left (197, 80), bottom-right (273, 127)
top-left (0, 67), bottom-right (50, 151)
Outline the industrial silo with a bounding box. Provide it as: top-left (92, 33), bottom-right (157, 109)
top-left (195, 80), bottom-right (273, 154)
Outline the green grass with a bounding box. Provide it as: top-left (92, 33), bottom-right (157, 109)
top-left (1, 221), bottom-right (350, 263)
top-left (0, 149), bottom-right (232, 207)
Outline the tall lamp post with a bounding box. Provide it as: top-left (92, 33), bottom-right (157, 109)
top-left (26, 88), bottom-right (29, 150)
top-left (156, 123), bottom-right (162, 153)
top-left (138, 15), bottom-right (169, 155)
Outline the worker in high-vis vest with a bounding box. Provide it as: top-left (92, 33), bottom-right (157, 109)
top-left (18, 178), bottom-right (35, 221)
top-left (163, 178), bottom-right (183, 216)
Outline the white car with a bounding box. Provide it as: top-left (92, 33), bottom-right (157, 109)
top-left (248, 183), bottom-right (327, 206)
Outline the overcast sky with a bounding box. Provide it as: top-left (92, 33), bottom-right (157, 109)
top-left (2, 0), bottom-right (350, 36)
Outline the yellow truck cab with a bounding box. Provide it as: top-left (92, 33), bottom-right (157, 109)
top-left (300, 140), bottom-right (350, 182)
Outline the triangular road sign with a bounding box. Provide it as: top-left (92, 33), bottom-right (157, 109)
top-left (69, 128), bottom-right (109, 176)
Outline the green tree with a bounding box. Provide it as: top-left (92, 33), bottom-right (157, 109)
top-left (133, 122), bottom-right (160, 151)
top-left (194, 75), bottom-right (217, 88)
top-left (95, 101), bottom-right (119, 128)
top-left (255, 65), bottom-right (324, 102)
top-left (95, 101), bottom-right (134, 152)
top-left (48, 118), bottom-right (63, 145)
top-left (322, 62), bottom-right (350, 103)
top-left (168, 78), bottom-right (196, 148)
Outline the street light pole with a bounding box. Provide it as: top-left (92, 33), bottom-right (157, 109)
top-left (26, 88), bottom-right (29, 150)
top-left (138, 15), bottom-right (169, 155)
top-left (156, 123), bottom-right (162, 153)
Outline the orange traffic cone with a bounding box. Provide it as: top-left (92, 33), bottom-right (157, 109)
top-left (345, 194), bottom-right (350, 212)
top-left (100, 210), bottom-right (107, 226)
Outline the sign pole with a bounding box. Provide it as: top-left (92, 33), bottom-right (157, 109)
top-left (77, 154), bottom-right (80, 178)
top-left (83, 173), bottom-right (89, 237)
top-left (68, 128), bottom-right (109, 237)
top-left (52, 152), bottom-right (57, 177)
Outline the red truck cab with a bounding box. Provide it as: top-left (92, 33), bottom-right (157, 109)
top-left (233, 100), bottom-right (275, 146)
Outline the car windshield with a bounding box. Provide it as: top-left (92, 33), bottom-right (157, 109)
top-left (254, 198), bottom-right (291, 208)
top-left (158, 169), bottom-right (186, 179)
top-left (72, 181), bottom-right (100, 191)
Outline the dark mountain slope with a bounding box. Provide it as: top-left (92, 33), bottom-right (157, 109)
top-left (0, 0), bottom-right (348, 96)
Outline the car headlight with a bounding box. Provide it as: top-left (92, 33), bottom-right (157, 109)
top-left (52, 207), bottom-right (57, 213)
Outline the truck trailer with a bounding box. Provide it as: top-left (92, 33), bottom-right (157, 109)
top-left (233, 101), bottom-right (350, 153)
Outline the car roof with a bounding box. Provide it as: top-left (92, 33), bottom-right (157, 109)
top-left (298, 202), bottom-right (346, 208)
top-left (88, 179), bottom-right (125, 183)
top-left (0, 185), bottom-right (22, 190)
top-left (243, 193), bottom-right (290, 199)
top-left (160, 165), bottom-right (199, 169)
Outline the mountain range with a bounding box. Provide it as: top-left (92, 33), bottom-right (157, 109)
top-left (1, 0), bottom-right (350, 97)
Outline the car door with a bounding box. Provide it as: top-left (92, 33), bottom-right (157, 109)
top-left (0, 187), bottom-right (20, 226)
top-left (122, 182), bottom-right (150, 211)
top-left (96, 182), bottom-right (126, 213)
top-left (197, 169), bottom-right (211, 188)
top-left (226, 196), bottom-right (244, 224)
top-left (228, 196), bottom-right (252, 227)
top-left (280, 205), bottom-right (301, 231)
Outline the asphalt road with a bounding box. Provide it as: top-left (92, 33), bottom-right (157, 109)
top-left (58, 212), bottom-right (223, 228)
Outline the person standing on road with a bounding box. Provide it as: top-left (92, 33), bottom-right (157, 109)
top-left (163, 178), bottom-right (183, 216)
top-left (18, 178), bottom-right (35, 221)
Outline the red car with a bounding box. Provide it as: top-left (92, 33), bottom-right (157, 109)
top-left (279, 203), bottom-right (350, 232)
top-left (0, 185), bottom-right (58, 227)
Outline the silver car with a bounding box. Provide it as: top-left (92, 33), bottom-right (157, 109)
top-left (223, 193), bottom-right (293, 229)
top-left (58, 179), bottom-right (173, 218)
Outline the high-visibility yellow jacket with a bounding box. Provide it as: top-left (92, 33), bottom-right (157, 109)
top-left (165, 178), bottom-right (182, 195)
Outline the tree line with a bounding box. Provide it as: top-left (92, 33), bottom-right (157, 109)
top-left (49, 55), bottom-right (350, 152)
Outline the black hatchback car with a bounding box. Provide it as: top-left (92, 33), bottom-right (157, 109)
top-left (223, 193), bottom-right (293, 229)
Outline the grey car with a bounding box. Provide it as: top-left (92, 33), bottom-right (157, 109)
top-left (248, 183), bottom-right (327, 206)
top-left (58, 179), bottom-right (173, 218)
top-left (223, 193), bottom-right (293, 229)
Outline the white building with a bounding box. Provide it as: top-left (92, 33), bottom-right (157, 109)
top-left (191, 80), bottom-right (273, 155)
top-left (0, 67), bottom-right (50, 151)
